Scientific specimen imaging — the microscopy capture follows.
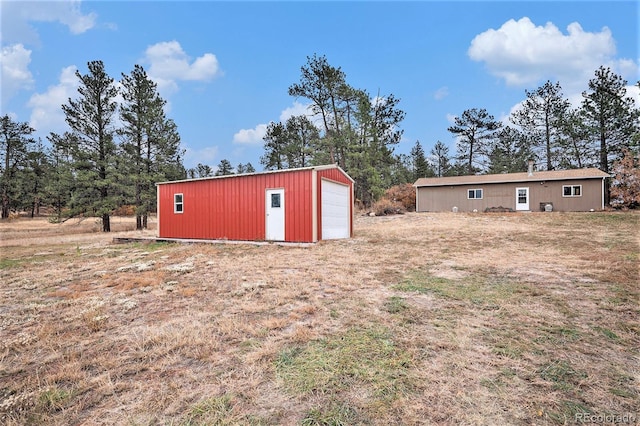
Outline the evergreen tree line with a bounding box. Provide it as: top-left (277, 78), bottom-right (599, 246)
top-left (2, 58), bottom-right (639, 229)
top-left (263, 56), bottom-right (639, 205)
top-left (186, 159), bottom-right (256, 179)
top-left (1, 61), bottom-right (186, 230)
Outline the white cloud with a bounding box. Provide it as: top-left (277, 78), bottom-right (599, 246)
top-left (468, 17), bottom-right (625, 90)
top-left (184, 145), bottom-right (219, 168)
top-left (27, 66), bottom-right (78, 133)
top-left (233, 101), bottom-right (325, 147)
top-left (1, 44), bottom-right (34, 105)
top-left (0, 1), bottom-right (96, 45)
top-left (142, 41), bottom-right (222, 95)
top-left (625, 83), bottom-right (640, 109)
top-left (279, 101), bottom-right (313, 122)
top-left (445, 113), bottom-right (457, 124)
top-left (279, 100), bottom-right (326, 129)
top-left (233, 123), bottom-right (269, 145)
top-left (434, 86), bottom-right (449, 101)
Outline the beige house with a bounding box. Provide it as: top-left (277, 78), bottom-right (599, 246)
top-left (414, 167), bottom-right (610, 213)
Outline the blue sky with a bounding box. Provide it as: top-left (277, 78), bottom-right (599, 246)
top-left (1, 1), bottom-right (638, 171)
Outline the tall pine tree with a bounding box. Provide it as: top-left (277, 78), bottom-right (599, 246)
top-left (448, 108), bottom-right (501, 175)
top-left (62, 61), bottom-right (119, 231)
top-left (580, 66), bottom-right (638, 174)
top-left (510, 81), bottom-right (570, 171)
top-left (0, 115), bottom-right (35, 218)
top-left (410, 140), bottom-right (430, 180)
top-left (430, 141), bottom-right (452, 177)
top-left (120, 64), bottom-right (184, 229)
top-left (46, 132), bottom-right (77, 221)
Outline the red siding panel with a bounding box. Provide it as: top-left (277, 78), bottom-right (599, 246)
top-left (158, 169), bottom-right (316, 242)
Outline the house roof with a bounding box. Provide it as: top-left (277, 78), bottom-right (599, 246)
top-left (414, 168), bottom-right (610, 187)
top-left (157, 163), bottom-right (354, 185)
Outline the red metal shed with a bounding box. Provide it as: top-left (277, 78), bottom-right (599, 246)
top-left (156, 164), bottom-right (354, 243)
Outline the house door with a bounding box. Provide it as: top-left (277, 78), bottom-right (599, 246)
top-left (266, 189), bottom-right (285, 241)
top-left (516, 187), bottom-right (529, 211)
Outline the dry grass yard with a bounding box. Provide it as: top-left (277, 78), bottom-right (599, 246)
top-left (0, 212), bottom-right (638, 425)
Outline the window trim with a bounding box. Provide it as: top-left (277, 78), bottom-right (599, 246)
top-left (467, 188), bottom-right (483, 200)
top-left (174, 193), bottom-right (184, 213)
top-left (562, 185), bottom-right (582, 197)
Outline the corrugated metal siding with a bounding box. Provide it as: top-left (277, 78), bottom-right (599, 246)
top-left (416, 178), bottom-right (605, 212)
top-left (316, 168), bottom-right (354, 239)
top-left (158, 170), bottom-right (315, 242)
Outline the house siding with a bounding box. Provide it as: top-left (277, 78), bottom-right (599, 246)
top-left (416, 178), bottom-right (605, 212)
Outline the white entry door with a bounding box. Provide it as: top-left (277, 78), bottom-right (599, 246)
top-left (515, 187), bottom-right (530, 211)
top-left (266, 189), bottom-right (285, 241)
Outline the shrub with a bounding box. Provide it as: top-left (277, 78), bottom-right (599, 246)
top-left (382, 183), bottom-right (416, 211)
top-left (369, 183), bottom-right (415, 215)
top-left (610, 149), bottom-right (640, 209)
top-left (371, 198), bottom-right (406, 216)
top-left (112, 205), bottom-right (136, 216)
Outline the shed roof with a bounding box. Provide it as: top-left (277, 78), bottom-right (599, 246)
top-left (414, 168), bottom-right (610, 187)
top-left (157, 164), bottom-right (354, 185)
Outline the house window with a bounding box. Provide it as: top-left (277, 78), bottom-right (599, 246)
top-left (174, 193), bottom-right (183, 213)
top-left (468, 189), bottom-right (483, 199)
top-left (563, 185), bottom-right (582, 197)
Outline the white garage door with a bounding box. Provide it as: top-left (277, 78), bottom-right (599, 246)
top-left (321, 180), bottom-right (350, 240)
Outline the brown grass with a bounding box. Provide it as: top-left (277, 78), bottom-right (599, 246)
top-left (0, 212), bottom-right (638, 425)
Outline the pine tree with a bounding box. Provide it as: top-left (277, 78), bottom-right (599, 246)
top-left (0, 115), bottom-right (36, 218)
top-left (261, 116), bottom-right (319, 170)
top-left (215, 159), bottom-right (234, 176)
top-left (62, 60), bottom-right (119, 232)
top-left (556, 109), bottom-right (594, 169)
top-left (189, 163), bottom-right (213, 178)
top-left (487, 127), bottom-right (532, 174)
top-left (120, 64), bottom-right (184, 229)
top-left (46, 132), bottom-right (76, 221)
top-left (284, 115), bottom-right (319, 168)
top-left (389, 153), bottom-right (414, 186)
top-left (410, 140), bottom-right (430, 180)
top-left (237, 162), bottom-right (256, 174)
top-left (448, 108), bottom-right (501, 174)
top-left (19, 139), bottom-right (50, 217)
top-left (510, 81), bottom-right (570, 171)
top-left (430, 140), bottom-right (452, 177)
top-left (288, 54), bottom-right (351, 168)
top-left (261, 122), bottom-right (288, 170)
top-left (580, 66), bottom-right (638, 174)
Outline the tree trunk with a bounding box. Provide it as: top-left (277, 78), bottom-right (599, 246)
top-left (571, 138), bottom-right (583, 168)
top-left (136, 214), bottom-right (142, 230)
top-left (142, 214), bottom-right (148, 229)
top-left (600, 132), bottom-right (608, 173)
top-left (102, 213), bottom-right (111, 232)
